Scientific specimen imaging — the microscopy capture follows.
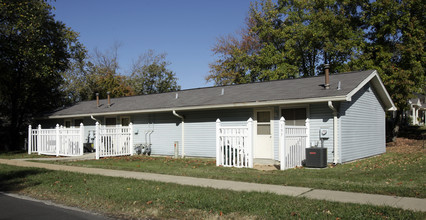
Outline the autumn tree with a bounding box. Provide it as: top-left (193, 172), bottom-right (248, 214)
top-left (61, 45), bottom-right (135, 103)
top-left (207, 0), bottom-right (363, 85)
top-left (130, 50), bottom-right (180, 95)
top-left (88, 46), bottom-right (135, 99)
top-left (0, 0), bottom-right (85, 150)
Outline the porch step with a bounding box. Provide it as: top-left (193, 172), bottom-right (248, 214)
top-left (253, 158), bottom-right (278, 165)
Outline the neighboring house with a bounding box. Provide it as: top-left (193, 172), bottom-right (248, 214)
top-left (407, 95), bottom-right (426, 126)
top-left (37, 69), bottom-right (395, 164)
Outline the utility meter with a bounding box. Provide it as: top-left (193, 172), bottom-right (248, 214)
top-left (319, 129), bottom-right (329, 139)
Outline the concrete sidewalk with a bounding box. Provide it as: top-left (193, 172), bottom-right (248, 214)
top-left (0, 159), bottom-right (425, 212)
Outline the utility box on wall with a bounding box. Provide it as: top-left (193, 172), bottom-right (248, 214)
top-left (174, 141), bottom-right (179, 158)
top-left (305, 148), bottom-right (327, 168)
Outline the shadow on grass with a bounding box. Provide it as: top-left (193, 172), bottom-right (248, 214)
top-left (0, 169), bottom-right (50, 192)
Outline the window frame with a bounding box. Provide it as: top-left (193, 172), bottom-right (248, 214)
top-left (254, 108), bottom-right (273, 135)
top-left (64, 119), bottom-right (71, 128)
top-left (120, 116), bottom-right (131, 126)
top-left (104, 117), bottom-right (117, 127)
top-left (73, 118), bottom-right (84, 127)
top-left (279, 105), bottom-right (309, 126)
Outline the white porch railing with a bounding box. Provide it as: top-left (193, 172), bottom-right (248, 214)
top-left (28, 124), bottom-right (84, 156)
top-left (95, 122), bottom-right (133, 159)
top-left (216, 118), bottom-right (253, 168)
top-left (29, 123), bottom-right (134, 159)
top-left (279, 117), bottom-right (309, 170)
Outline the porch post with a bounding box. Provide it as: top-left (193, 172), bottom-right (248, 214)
top-left (28, 125), bottom-right (32, 154)
top-left (305, 118), bottom-right (310, 149)
top-left (79, 123), bottom-right (84, 156)
top-left (279, 117), bottom-right (285, 170)
top-left (247, 118), bottom-right (253, 168)
top-left (37, 125), bottom-right (41, 155)
top-left (55, 124), bottom-right (60, 157)
top-left (412, 107), bottom-right (416, 125)
top-left (117, 124), bottom-right (122, 154)
top-left (215, 119), bottom-right (221, 166)
top-left (129, 122), bottom-right (134, 155)
top-left (95, 122), bottom-right (100, 160)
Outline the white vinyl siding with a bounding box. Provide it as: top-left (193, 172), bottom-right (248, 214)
top-left (340, 83), bottom-right (386, 163)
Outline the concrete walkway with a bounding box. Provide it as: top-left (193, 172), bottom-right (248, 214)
top-left (0, 159), bottom-right (425, 212)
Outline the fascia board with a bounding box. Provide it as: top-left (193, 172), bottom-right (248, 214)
top-left (47, 95), bottom-right (347, 119)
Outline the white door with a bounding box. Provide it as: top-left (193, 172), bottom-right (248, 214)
top-left (254, 110), bottom-right (273, 159)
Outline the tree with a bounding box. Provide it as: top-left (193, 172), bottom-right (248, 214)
top-left (88, 45), bottom-right (135, 99)
top-left (207, 0), bottom-right (363, 86)
top-left (208, 0), bottom-right (425, 132)
top-left (0, 0), bottom-right (85, 150)
top-left (61, 44), bottom-right (135, 103)
top-left (130, 50), bottom-right (180, 95)
top-left (351, 0), bottom-right (425, 112)
top-left (277, 0), bottom-right (364, 76)
top-left (60, 59), bottom-right (92, 104)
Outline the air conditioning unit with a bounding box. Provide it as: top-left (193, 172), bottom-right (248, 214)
top-left (305, 148), bottom-right (327, 168)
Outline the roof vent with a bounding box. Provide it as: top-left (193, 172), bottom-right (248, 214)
top-left (175, 93), bottom-right (178, 99)
top-left (337, 81), bottom-right (341, 90)
top-left (221, 88), bottom-right (224, 95)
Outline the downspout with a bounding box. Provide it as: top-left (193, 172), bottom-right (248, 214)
top-left (91, 115), bottom-right (100, 124)
top-left (327, 101), bottom-right (339, 164)
top-left (172, 110), bottom-right (185, 158)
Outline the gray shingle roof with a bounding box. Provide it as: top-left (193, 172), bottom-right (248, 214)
top-left (48, 70), bottom-right (391, 118)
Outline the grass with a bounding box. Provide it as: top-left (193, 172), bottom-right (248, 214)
top-left (0, 150), bottom-right (54, 159)
top-left (1, 164), bottom-right (424, 219)
top-left (40, 140), bottom-right (425, 198)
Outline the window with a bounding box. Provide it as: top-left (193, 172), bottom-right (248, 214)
top-left (121, 117), bottom-right (130, 126)
top-left (281, 108), bottom-right (306, 126)
top-left (74, 119), bottom-right (83, 127)
top-left (64, 120), bottom-right (71, 128)
top-left (105, 117), bottom-right (116, 127)
top-left (257, 111), bottom-right (271, 135)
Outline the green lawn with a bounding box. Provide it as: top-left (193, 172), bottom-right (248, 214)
top-left (0, 151), bottom-right (54, 159)
top-left (40, 149), bottom-right (425, 198)
top-left (1, 164), bottom-right (424, 219)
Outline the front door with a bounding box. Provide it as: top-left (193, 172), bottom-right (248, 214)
top-left (254, 109), bottom-right (273, 159)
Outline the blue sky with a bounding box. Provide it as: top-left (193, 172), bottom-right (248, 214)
top-left (52, 0), bottom-right (254, 89)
